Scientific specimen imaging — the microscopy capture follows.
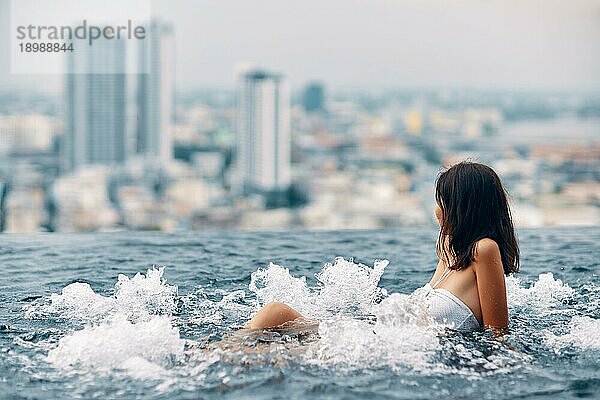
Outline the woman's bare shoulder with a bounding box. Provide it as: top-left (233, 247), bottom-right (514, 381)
top-left (473, 238), bottom-right (502, 272)
top-left (475, 237), bottom-right (500, 254)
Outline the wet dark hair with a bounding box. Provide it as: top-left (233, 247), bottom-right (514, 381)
top-left (435, 161), bottom-right (519, 275)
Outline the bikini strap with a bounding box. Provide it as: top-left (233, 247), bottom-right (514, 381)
top-left (431, 266), bottom-right (453, 289)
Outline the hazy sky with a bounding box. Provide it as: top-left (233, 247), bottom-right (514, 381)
top-left (1, 0), bottom-right (600, 92)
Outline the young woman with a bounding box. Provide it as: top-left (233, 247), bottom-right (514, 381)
top-left (244, 161), bottom-right (520, 335)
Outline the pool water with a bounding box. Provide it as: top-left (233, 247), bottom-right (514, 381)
top-left (1, 227), bottom-right (599, 399)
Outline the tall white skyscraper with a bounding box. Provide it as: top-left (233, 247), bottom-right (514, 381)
top-left (137, 20), bottom-right (175, 164)
top-left (64, 38), bottom-right (127, 172)
top-left (235, 68), bottom-right (291, 196)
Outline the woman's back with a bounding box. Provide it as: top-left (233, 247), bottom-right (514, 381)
top-left (427, 239), bottom-right (500, 326)
top-left (429, 237), bottom-right (509, 332)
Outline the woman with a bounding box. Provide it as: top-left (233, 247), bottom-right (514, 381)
top-left (244, 161), bottom-right (520, 335)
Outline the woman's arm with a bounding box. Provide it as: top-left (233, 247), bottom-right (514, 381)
top-left (472, 238), bottom-right (509, 334)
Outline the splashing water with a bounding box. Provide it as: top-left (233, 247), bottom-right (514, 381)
top-left (5, 228), bottom-right (599, 399)
top-left (249, 257), bottom-right (389, 319)
top-left (46, 315), bottom-right (184, 375)
top-left (308, 292), bottom-right (440, 371)
top-left (506, 272), bottom-right (575, 311)
top-left (25, 267), bottom-right (185, 381)
top-left (25, 267), bottom-right (177, 324)
top-left (31, 259), bottom-right (598, 380)
top-left (545, 316), bottom-right (600, 351)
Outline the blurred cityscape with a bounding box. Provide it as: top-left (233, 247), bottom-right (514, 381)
top-left (0, 19), bottom-right (599, 233)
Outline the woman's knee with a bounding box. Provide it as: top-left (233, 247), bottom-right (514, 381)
top-left (263, 301), bottom-right (295, 316)
top-left (245, 301), bottom-right (303, 329)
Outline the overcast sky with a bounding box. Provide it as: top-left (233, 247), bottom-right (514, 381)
top-left (1, 0), bottom-right (600, 93)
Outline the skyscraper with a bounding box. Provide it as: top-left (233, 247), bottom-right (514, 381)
top-left (137, 20), bottom-right (175, 164)
top-left (235, 68), bottom-right (291, 196)
top-left (302, 82), bottom-right (325, 114)
top-left (64, 38), bottom-right (127, 172)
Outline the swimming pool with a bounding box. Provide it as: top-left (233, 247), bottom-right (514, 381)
top-left (1, 227), bottom-right (599, 399)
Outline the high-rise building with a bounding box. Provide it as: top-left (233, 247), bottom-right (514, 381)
top-left (302, 82), bottom-right (325, 113)
top-left (235, 68), bottom-right (291, 196)
top-left (137, 20), bottom-right (175, 164)
top-left (64, 38), bottom-right (127, 172)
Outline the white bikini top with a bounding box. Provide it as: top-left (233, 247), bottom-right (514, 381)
top-left (422, 267), bottom-right (482, 332)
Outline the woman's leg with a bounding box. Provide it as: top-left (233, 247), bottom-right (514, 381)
top-left (244, 302), bottom-right (305, 330)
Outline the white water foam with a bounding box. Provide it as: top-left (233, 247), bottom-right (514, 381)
top-left (47, 314), bottom-right (184, 375)
top-left (249, 257), bottom-right (388, 319)
top-left (34, 268), bottom-right (185, 381)
top-left (545, 316), bottom-right (600, 351)
top-left (506, 272), bottom-right (575, 310)
top-left (26, 281), bottom-right (116, 322)
top-left (246, 257), bottom-right (442, 371)
top-left (25, 267), bottom-right (177, 323)
top-left (29, 260), bottom-right (593, 382)
top-left (307, 292), bottom-right (440, 371)
top-left (187, 289), bottom-right (255, 327)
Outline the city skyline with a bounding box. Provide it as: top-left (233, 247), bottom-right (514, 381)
top-left (0, 0), bottom-right (598, 233)
top-left (1, 67), bottom-right (598, 231)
